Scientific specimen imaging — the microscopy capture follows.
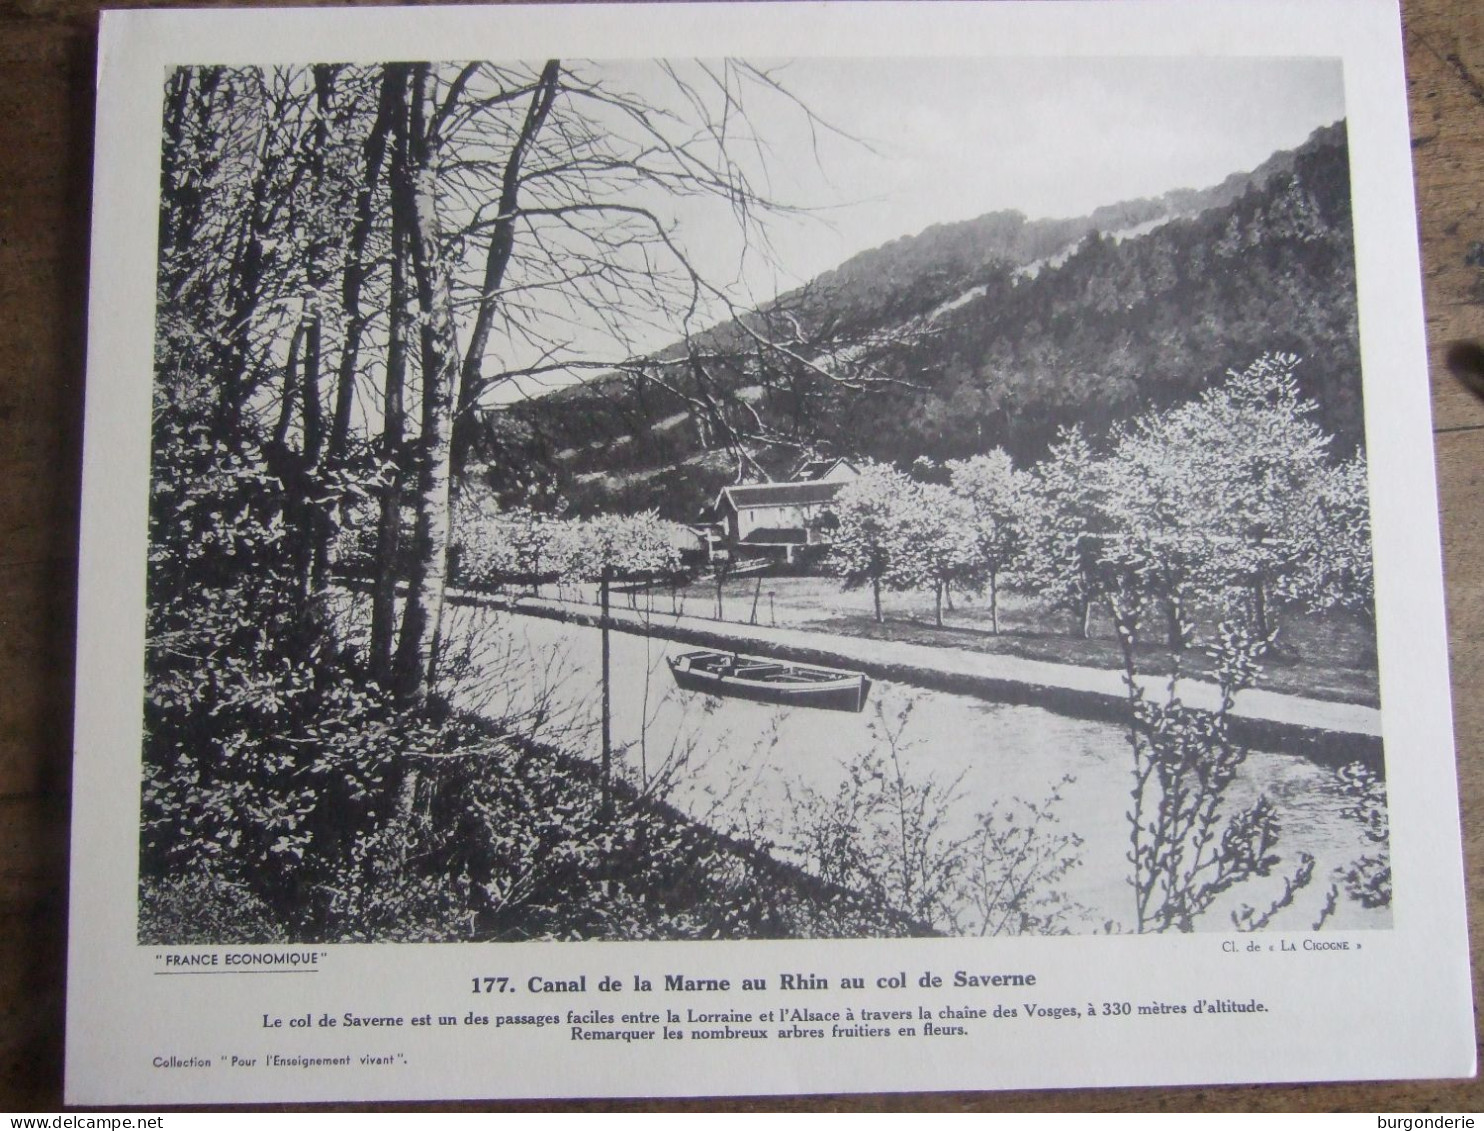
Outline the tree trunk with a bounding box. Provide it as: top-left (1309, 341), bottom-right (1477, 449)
top-left (388, 63), bottom-right (463, 703)
top-left (294, 68), bottom-right (336, 599)
top-left (299, 310), bottom-right (327, 596)
top-left (329, 68), bottom-right (396, 462)
top-left (453, 60), bottom-right (561, 471)
top-left (873, 578), bottom-right (883, 624)
top-left (216, 209), bottom-right (266, 439)
top-left (1251, 579), bottom-right (1269, 639)
top-left (934, 580), bottom-right (944, 627)
top-left (1165, 596), bottom-right (1184, 651)
top-left (988, 569), bottom-right (999, 635)
top-left (370, 222), bottom-right (410, 689)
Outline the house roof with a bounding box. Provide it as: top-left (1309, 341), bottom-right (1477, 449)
top-left (791, 457), bottom-right (859, 481)
top-left (720, 480), bottom-right (845, 510)
top-left (740, 527), bottom-right (809, 545)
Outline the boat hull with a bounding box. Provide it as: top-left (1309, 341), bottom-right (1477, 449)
top-left (668, 650), bottom-right (870, 712)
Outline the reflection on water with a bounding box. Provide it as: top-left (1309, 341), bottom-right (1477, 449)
top-left (449, 606), bottom-right (1390, 934)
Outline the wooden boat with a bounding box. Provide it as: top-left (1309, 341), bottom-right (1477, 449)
top-left (667, 649), bottom-right (870, 713)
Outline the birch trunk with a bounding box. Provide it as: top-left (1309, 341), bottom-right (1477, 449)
top-left (370, 221), bottom-right (409, 689)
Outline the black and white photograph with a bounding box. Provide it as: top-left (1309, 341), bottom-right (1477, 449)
top-left (138, 51), bottom-right (1391, 946)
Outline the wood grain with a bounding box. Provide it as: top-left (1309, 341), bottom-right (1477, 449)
top-left (1, 0), bottom-right (1479, 1111)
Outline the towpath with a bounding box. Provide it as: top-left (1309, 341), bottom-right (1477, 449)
top-left (446, 587), bottom-right (1382, 766)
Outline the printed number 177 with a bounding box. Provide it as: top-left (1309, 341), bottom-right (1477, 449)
top-left (472, 977), bottom-right (512, 994)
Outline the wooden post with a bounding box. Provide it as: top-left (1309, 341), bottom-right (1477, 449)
top-left (600, 566), bottom-right (612, 822)
top-left (749, 573), bottom-right (763, 625)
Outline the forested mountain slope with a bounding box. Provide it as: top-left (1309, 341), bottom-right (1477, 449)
top-left (476, 122), bottom-right (1358, 520)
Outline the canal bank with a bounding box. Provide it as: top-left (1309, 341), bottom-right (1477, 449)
top-left (446, 587), bottom-right (1383, 769)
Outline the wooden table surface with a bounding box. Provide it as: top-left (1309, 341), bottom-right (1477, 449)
top-left (3, 0), bottom-right (1482, 1113)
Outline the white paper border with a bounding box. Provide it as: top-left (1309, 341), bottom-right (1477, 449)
top-left (67, 0), bottom-right (1474, 1104)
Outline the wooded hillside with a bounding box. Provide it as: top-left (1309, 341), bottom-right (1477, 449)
top-left (489, 122), bottom-right (1359, 519)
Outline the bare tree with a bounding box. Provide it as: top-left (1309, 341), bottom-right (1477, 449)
top-left (375, 59), bottom-right (902, 697)
top-left (156, 58), bottom-right (913, 709)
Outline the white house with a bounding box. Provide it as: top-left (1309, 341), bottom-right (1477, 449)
top-left (700, 459), bottom-right (860, 565)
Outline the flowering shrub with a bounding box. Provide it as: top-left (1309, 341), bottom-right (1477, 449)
top-left (1333, 761), bottom-right (1391, 910)
top-left (782, 698), bottom-right (1087, 936)
top-left (1115, 606), bottom-right (1318, 932)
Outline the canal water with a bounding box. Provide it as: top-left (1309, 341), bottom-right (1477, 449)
top-left (450, 605), bottom-right (1389, 935)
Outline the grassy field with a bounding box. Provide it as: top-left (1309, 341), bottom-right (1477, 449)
top-left (663, 572), bottom-right (1380, 708)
